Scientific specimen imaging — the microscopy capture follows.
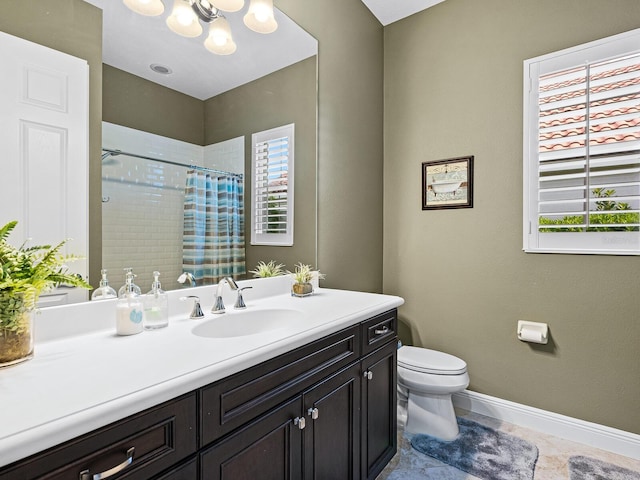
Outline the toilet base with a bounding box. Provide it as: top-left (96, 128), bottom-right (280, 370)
top-left (405, 392), bottom-right (459, 440)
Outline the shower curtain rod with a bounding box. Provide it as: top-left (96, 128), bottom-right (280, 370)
top-left (101, 148), bottom-right (243, 178)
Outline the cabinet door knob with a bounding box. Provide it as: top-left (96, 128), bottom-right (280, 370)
top-left (307, 407), bottom-right (319, 420)
top-left (294, 416), bottom-right (306, 430)
top-left (363, 371), bottom-right (373, 380)
top-left (79, 447), bottom-right (135, 480)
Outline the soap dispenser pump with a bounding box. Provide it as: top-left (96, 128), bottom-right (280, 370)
top-left (144, 271), bottom-right (169, 330)
top-left (91, 269), bottom-right (117, 300)
top-left (115, 269), bottom-right (144, 336)
top-left (118, 267), bottom-right (142, 297)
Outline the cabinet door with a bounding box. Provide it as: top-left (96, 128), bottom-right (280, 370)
top-left (303, 363), bottom-right (361, 480)
top-left (361, 341), bottom-right (397, 480)
top-left (200, 396), bottom-right (303, 480)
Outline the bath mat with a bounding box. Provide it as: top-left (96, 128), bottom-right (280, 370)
top-left (410, 417), bottom-right (538, 480)
top-left (569, 455), bottom-right (640, 480)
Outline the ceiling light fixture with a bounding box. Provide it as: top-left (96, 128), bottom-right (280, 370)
top-left (122, 0), bottom-right (278, 55)
top-left (243, 0), bottom-right (277, 34)
top-left (123, 0), bottom-right (165, 16)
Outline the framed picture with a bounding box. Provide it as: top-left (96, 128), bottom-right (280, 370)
top-left (422, 156), bottom-right (474, 210)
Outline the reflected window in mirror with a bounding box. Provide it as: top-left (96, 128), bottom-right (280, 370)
top-left (251, 123), bottom-right (294, 246)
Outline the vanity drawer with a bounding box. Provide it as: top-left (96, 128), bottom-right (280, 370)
top-left (0, 393), bottom-right (197, 480)
top-left (361, 309), bottom-right (397, 355)
top-left (200, 324), bottom-right (360, 446)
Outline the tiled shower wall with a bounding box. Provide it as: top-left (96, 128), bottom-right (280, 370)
top-left (101, 122), bottom-right (244, 292)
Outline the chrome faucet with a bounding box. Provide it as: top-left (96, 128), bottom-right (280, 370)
top-left (212, 276), bottom-right (238, 314)
top-left (177, 272), bottom-right (196, 287)
top-left (180, 295), bottom-right (204, 319)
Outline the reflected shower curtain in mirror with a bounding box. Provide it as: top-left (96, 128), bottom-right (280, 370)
top-left (183, 170), bottom-right (246, 284)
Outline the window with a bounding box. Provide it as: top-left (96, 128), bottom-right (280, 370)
top-left (523, 29), bottom-right (640, 254)
top-left (251, 124), bottom-right (294, 246)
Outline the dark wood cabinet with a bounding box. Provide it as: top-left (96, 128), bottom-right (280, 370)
top-left (361, 340), bottom-right (398, 480)
top-left (0, 310), bottom-right (398, 480)
top-left (201, 311), bottom-right (398, 480)
top-left (303, 362), bottom-right (361, 480)
top-left (200, 396), bottom-right (304, 480)
top-left (0, 393), bottom-right (198, 480)
top-left (200, 325), bottom-right (360, 446)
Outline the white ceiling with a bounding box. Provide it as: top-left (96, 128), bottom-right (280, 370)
top-left (84, 0), bottom-right (317, 100)
top-left (360, 0), bottom-right (445, 26)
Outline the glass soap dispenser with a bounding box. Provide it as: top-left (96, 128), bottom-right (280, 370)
top-left (115, 269), bottom-right (144, 336)
top-left (91, 269), bottom-right (117, 300)
top-left (144, 271), bottom-right (169, 330)
top-left (118, 267), bottom-right (142, 297)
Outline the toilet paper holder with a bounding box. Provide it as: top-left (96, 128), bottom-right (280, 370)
top-left (517, 320), bottom-right (549, 344)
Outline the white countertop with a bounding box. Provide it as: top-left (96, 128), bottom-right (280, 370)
top-left (0, 278), bottom-right (403, 468)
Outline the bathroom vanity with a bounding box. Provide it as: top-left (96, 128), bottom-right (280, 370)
top-left (0, 280), bottom-right (402, 480)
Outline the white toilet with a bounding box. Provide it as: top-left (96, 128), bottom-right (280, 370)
top-left (397, 345), bottom-right (469, 440)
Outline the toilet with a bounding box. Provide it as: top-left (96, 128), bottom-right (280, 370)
top-left (397, 346), bottom-right (469, 440)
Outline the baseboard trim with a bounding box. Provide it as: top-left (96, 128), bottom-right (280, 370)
top-left (452, 390), bottom-right (640, 460)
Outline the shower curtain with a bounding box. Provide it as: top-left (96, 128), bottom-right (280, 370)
top-left (183, 170), bottom-right (246, 284)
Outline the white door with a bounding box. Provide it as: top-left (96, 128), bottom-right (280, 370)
top-left (0, 31), bottom-right (89, 306)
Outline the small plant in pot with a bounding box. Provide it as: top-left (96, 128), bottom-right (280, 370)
top-left (288, 262), bottom-right (325, 297)
top-left (0, 220), bottom-right (91, 367)
top-left (249, 260), bottom-right (286, 278)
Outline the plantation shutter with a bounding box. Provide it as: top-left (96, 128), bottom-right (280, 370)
top-left (251, 124), bottom-right (294, 246)
top-left (524, 29), bottom-right (640, 254)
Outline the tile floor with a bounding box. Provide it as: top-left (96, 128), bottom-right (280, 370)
top-left (377, 409), bottom-right (640, 480)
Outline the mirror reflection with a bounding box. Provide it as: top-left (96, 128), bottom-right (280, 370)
top-left (88, 0), bottom-right (318, 293)
top-left (100, 124), bottom-right (245, 291)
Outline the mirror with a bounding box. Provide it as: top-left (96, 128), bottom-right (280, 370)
top-left (93, 0), bottom-right (318, 292)
top-left (1, 1), bottom-right (317, 295)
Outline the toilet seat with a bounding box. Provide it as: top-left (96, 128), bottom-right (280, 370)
top-left (398, 346), bottom-right (467, 375)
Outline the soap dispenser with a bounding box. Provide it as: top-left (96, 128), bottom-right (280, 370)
top-left (144, 271), bottom-right (169, 330)
top-left (91, 269), bottom-right (117, 301)
top-left (118, 267), bottom-right (142, 297)
top-left (115, 269), bottom-right (144, 336)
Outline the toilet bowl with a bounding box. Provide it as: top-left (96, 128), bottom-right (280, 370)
top-left (397, 346), bottom-right (469, 440)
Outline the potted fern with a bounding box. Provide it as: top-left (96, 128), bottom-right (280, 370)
top-left (0, 220), bottom-right (91, 367)
top-left (288, 262), bottom-right (325, 297)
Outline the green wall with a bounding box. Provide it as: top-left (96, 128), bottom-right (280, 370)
top-left (276, 0), bottom-right (385, 293)
top-left (383, 0), bottom-right (640, 433)
top-left (204, 57), bottom-right (317, 273)
top-left (103, 65), bottom-right (204, 145)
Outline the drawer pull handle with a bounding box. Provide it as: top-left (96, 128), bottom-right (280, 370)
top-left (374, 326), bottom-right (390, 335)
top-left (364, 371), bottom-right (373, 380)
top-left (79, 447), bottom-right (135, 480)
top-left (308, 407), bottom-right (319, 420)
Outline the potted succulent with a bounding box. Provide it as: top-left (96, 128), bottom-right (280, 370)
top-left (0, 220), bottom-right (91, 367)
top-left (249, 260), bottom-right (286, 278)
top-left (288, 262), bottom-right (325, 297)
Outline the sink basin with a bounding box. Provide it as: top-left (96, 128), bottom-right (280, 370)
top-left (192, 308), bottom-right (303, 338)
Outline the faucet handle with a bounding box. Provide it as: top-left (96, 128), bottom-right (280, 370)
top-left (180, 295), bottom-right (204, 319)
top-left (234, 286), bottom-right (253, 310)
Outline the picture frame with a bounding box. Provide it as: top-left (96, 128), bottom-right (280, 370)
top-left (422, 156), bottom-right (474, 210)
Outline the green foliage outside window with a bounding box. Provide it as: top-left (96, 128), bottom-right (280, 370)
top-left (539, 188), bottom-right (640, 232)
top-left (267, 195), bottom-right (286, 233)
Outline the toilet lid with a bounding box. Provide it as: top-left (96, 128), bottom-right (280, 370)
top-left (398, 346), bottom-right (467, 375)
